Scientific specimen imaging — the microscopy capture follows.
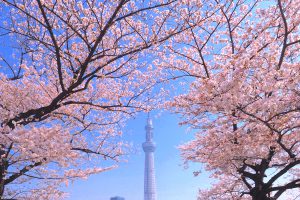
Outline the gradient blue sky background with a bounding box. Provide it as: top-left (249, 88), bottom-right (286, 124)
top-left (0, 25), bottom-right (213, 200)
top-left (65, 111), bottom-right (212, 200)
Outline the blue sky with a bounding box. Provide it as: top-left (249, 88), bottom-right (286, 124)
top-left (65, 111), bottom-right (212, 200)
top-left (0, 16), bottom-right (212, 200)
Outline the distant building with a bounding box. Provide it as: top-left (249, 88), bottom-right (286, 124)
top-left (110, 197), bottom-right (125, 200)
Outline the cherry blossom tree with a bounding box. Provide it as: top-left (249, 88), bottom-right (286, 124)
top-left (0, 0), bottom-right (191, 199)
top-left (166, 0), bottom-right (300, 199)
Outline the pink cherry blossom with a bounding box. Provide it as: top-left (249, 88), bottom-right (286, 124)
top-left (167, 0), bottom-right (300, 199)
top-left (0, 0), bottom-right (190, 198)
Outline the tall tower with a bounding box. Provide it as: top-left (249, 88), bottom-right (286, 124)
top-left (143, 114), bottom-right (157, 200)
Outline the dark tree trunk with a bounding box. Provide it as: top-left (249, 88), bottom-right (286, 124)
top-left (251, 186), bottom-right (273, 200)
top-left (0, 146), bottom-right (7, 200)
top-left (0, 183), bottom-right (3, 200)
top-left (0, 160), bottom-right (5, 199)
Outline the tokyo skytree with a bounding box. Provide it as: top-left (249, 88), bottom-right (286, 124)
top-left (143, 114), bottom-right (157, 200)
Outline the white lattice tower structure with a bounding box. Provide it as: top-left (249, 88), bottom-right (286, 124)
top-left (143, 114), bottom-right (157, 200)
